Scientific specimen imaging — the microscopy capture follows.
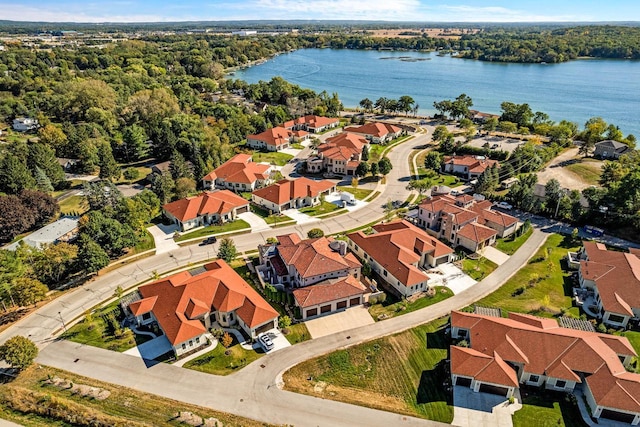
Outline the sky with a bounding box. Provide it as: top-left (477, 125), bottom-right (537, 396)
top-left (1, 0), bottom-right (639, 23)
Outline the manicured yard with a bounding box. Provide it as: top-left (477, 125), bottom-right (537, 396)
top-left (565, 161), bottom-right (602, 186)
top-left (290, 143), bottom-right (304, 149)
top-left (513, 391), bottom-right (587, 427)
top-left (59, 195), bottom-right (89, 215)
top-left (284, 323), bottom-right (311, 345)
top-left (460, 257), bottom-right (498, 281)
top-left (474, 234), bottom-right (580, 317)
top-left (63, 301), bottom-right (148, 352)
top-left (183, 334), bottom-right (263, 376)
top-left (368, 286), bottom-right (454, 321)
top-left (131, 229), bottom-right (155, 253)
top-left (299, 201), bottom-right (342, 216)
top-left (116, 166), bottom-right (152, 184)
top-left (0, 365), bottom-right (268, 427)
top-left (251, 205), bottom-right (294, 224)
top-left (174, 219), bottom-right (250, 241)
top-left (495, 226), bottom-right (533, 255)
top-left (283, 317), bottom-right (453, 422)
top-left (251, 151), bottom-right (293, 166)
top-left (337, 186), bottom-right (373, 200)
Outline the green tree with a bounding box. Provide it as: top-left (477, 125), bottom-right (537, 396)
top-left (34, 242), bottom-right (78, 285)
top-left (500, 102), bottom-right (533, 128)
top-left (174, 177), bottom-right (196, 200)
top-left (0, 154), bottom-right (36, 194)
top-left (355, 161), bottom-right (369, 177)
top-left (83, 181), bottom-right (123, 210)
top-left (121, 124), bottom-right (149, 162)
top-left (279, 315), bottom-right (292, 330)
top-left (76, 235), bottom-right (110, 273)
top-left (482, 117), bottom-right (499, 132)
top-left (424, 151), bottom-right (443, 171)
top-left (0, 336), bottom-right (38, 371)
top-left (431, 125), bottom-right (450, 144)
top-left (374, 97), bottom-right (388, 113)
top-left (12, 277), bottom-right (48, 306)
top-left (359, 98), bottom-right (373, 112)
top-left (307, 228), bottom-right (325, 238)
top-left (361, 145), bottom-right (369, 161)
top-left (406, 178), bottom-right (433, 196)
top-left (150, 172), bottom-right (175, 204)
top-left (98, 142), bottom-right (121, 181)
top-left (369, 161), bottom-right (379, 177)
top-left (170, 151), bottom-right (192, 180)
top-left (398, 95), bottom-right (415, 115)
top-left (123, 167), bottom-right (140, 181)
top-left (33, 166), bottom-right (54, 192)
top-left (27, 143), bottom-right (65, 189)
top-left (38, 124), bottom-right (68, 153)
top-left (378, 157), bottom-right (393, 176)
top-left (217, 237), bottom-right (237, 263)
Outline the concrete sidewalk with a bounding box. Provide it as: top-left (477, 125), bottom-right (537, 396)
top-left (147, 224), bottom-right (179, 254)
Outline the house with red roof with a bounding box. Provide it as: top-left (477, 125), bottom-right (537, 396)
top-left (343, 122), bottom-right (403, 144)
top-left (417, 194), bottom-right (519, 253)
top-left (251, 177), bottom-right (336, 213)
top-left (283, 115), bottom-right (340, 134)
top-left (306, 132), bottom-right (368, 176)
top-left (202, 153), bottom-right (272, 192)
top-left (128, 260), bottom-right (278, 357)
top-left (442, 155), bottom-right (499, 181)
top-left (257, 233), bottom-right (364, 319)
top-left (578, 241), bottom-right (640, 328)
top-left (451, 310), bottom-right (640, 424)
top-left (246, 126), bottom-right (307, 152)
top-left (163, 190), bottom-right (249, 231)
top-left (347, 220), bottom-right (453, 297)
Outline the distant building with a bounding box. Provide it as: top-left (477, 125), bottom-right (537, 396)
top-left (594, 140), bottom-right (630, 159)
top-left (283, 115), bottom-right (340, 134)
top-left (246, 127), bottom-right (299, 152)
top-left (231, 30), bottom-right (257, 37)
top-left (251, 178), bottom-right (336, 213)
top-left (343, 122), bottom-right (402, 144)
top-left (56, 158), bottom-right (79, 172)
top-left (441, 155), bottom-right (499, 181)
top-left (6, 216), bottom-right (79, 251)
top-left (202, 153), bottom-right (272, 192)
top-left (12, 117), bottom-right (38, 132)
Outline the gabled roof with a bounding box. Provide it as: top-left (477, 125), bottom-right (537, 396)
top-left (457, 222), bottom-right (497, 243)
top-left (324, 132), bottom-right (368, 152)
top-left (580, 241), bottom-right (640, 317)
top-left (451, 310), bottom-right (640, 412)
top-left (202, 153), bottom-right (271, 184)
top-left (283, 115), bottom-right (339, 130)
top-left (276, 234), bottom-right (361, 279)
top-left (344, 122), bottom-right (401, 138)
top-left (130, 260), bottom-right (278, 346)
top-left (443, 155), bottom-right (499, 174)
top-left (251, 178), bottom-right (335, 206)
top-left (163, 190), bottom-right (249, 222)
top-left (451, 346), bottom-right (519, 387)
top-left (247, 126), bottom-right (292, 147)
top-left (347, 220), bottom-right (453, 287)
top-left (292, 276), bottom-right (367, 308)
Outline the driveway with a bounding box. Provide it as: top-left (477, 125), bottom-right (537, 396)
top-left (452, 386), bottom-right (520, 427)
top-left (147, 224), bottom-right (179, 254)
top-left (481, 246), bottom-right (510, 266)
top-left (325, 191), bottom-right (368, 213)
top-left (305, 306), bottom-right (374, 339)
top-left (123, 335), bottom-right (172, 360)
top-left (427, 263), bottom-right (477, 295)
top-left (238, 211), bottom-right (271, 232)
top-left (281, 208), bottom-right (318, 225)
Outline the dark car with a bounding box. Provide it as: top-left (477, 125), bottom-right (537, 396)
top-left (199, 236), bottom-right (217, 246)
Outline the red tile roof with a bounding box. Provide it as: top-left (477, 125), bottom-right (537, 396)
top-left (129, 260), bottom-right (278, 346)
top-left (247, 126), bottom-right (292, 148)
top-left (276, 234), bottom-right (361, 280)
top-left (443, 155), bottom-right (499, 174)
top-left (202, 153), bottom-right (271, 185)
top-left (324, 132), bottom-right (367, 152)
top-left (284, 115), bottom-right (339, 130)
top-left (347, 220), bottom-right (453, 287)
top-left (457, 222), bottom-right (497, 243)
top-left (251, 178), bottom-right (335, 206)
top-left (344, 122), bottom-right (401, 138)
top-left (580, 241), bottom-right (640, 316)
top-left (292, 276), bottom-right (367, 308)
top-left (451, 310), bottom-right (640, 412)
top-left (162, 190), bottom-right (249, 222)
top-left (451, 346), bottom-right (519, 387)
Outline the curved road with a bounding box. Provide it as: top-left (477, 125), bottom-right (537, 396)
top-left (2, 127), bottom-right (551, 426)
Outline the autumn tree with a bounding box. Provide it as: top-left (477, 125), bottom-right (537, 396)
top-left (12, 277), bottom-right (48, 306)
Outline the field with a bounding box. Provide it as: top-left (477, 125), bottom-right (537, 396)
top-left (183, 334), bottom-right (263, 376)
top-left (251, 151), bottom-right (293, 166)
top-left (474, 233), bottom-right (580, 318)
top-left (283, 317), bottom-right (453, 422)
top-left (564, 161), bottom-right (602, 186)
top-left (368, 286), bottom-right (453, 320)
top-left (0, 365), bottom-right (269, 427)
top-left (174, 220), bottom-right (250, 241)
top-left (367, 27), bottom-right (480, 40)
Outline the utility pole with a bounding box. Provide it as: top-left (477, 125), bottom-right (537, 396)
top-left (58, 311), bottom-right (67, 333)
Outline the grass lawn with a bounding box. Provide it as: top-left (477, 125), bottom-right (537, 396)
top-left (474, 234), bottom-right (580, 317)
top-left (617, 330), bottom-right (640, 355)
top-left (174, 219), bottom-right (250, 242)
top-left (299, 201), bottom-right (341, 216)
top-left (251, 151), bottom-right (293, 166)
top-left (63, 301), bottom-right (148, 352)
top-left (115, 166), bottom-right (152, 184)
top-left (183, 334), bottom-right (263, 375)
top-left (251, 205), bottom-right (294, 224)
top-left (283, 316), bottom-right (453, 422)
top-left (58, 195), bottom-right (89, 215)
top-left (0, 365), bottom-right (269, 427)
top-left (415, 169), bottom-right (461, 187)
top-left (513, 391), bottom-right (588, 427)
top-left (337, 186), bottom-right (373, 200)
top-left (368, 286), bottom-right (454, 321)
top-left (369, 144), bottom-right (386, 162)
top-left (496, 226), bottom-right (533, 255)
top-left (131, 229), bottom-right (155, 253)
top-left (461, 258), bottom-right (499, 281)
top-left (284, 323), bottom-right (311, 345)
top-left (565, 162), bottom-right (602, 186)
top-left (290, 143), bottom-right (304, 149)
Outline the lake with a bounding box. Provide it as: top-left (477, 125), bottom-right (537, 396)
top-left (232, 49), bottom-right (640, 136)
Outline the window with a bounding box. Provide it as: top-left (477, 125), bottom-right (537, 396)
top-left (529, 375), bottom-right (540, 383)
top-left (189, 340), bottom-right (193, 347)
top-left (196, 337), bottom-right (200, 344)
top-left (383, 270), bottom-right (387, 276)
top-left (608, 313), bottom-right (626, 323)
top-left (142, 313), bottom-right (151, 321)
top-left (182, 343), bottom-right (186, 350)
top-left (555, 380), bottom-right (566, 388)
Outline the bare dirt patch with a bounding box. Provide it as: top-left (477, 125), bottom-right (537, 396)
top-left (367, 28), bottom-right (480, 40)
top-left (537, 147), bottom-right (603, 190)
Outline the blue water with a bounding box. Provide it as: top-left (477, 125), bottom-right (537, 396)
top-left (232, 49), bottom-right (640, 136)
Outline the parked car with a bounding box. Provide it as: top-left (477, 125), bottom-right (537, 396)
top-left (496, 202), bottom-right (513, 210)
top-left (258, 333), bottom-right (274, 351)
top-left (199, 236), bottom-right (217, 246)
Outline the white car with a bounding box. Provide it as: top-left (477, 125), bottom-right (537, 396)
top-left (258, 333), bottom-right (274, 351)
top-left (496, 202), bottom-right (513, 210)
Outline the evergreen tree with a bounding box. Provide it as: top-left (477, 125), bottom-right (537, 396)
top-left (34, 166), bottom-right (54, 192)
top-left (98, 142), bottom-right (121, 181)
top-left (27, 143), bottom-right (65, 189)
top-left (77, 235), bottom-right (110, 273)
top-left (122, 124), bottom-right (149, 162)
top-left (0, 154), bottom-right (36, 194)
top-left (170, 151), bottom-right (192, 180)
top-left (361, 145), bottom-right (369, 161)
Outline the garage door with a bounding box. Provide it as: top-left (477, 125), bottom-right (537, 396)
top-left (306, 308), bottom-right (317, 317)
top-left (320, 305), bottom-right (332, 314)
top-left (456, 377), bottom-right (472, 387)
top-left (600, 409), bottom-right (636, 423)
top-left (237, 205), bottom-right (249, 214)
top-left (349, 297), bottom-right (361, 306)
top-left (479, 383), bottom-right (509, 397)
top-left (435, 256), bottom-right (448, 266)
top-left (336, 301), bottom-right (347, 309)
